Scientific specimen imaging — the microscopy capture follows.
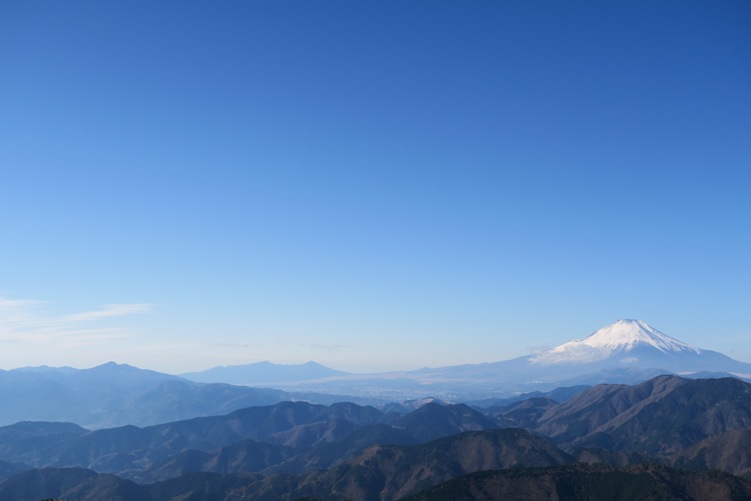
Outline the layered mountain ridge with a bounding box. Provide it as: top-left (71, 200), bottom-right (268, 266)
top-left (4, 375), bottom-right (751, 500)
top-left (2, 320), bottom-right (749, 426)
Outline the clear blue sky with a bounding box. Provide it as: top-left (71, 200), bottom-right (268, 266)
top-left (1, 1), bottom-right (749, 373)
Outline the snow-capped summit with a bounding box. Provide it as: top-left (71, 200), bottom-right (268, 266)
top-left (530, 319), bottom-right (701, 365)
top-left (572, 319), bottom-right (699, 353)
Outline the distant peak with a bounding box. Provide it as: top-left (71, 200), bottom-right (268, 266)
top-left (583, 320), bottom-right (697, 351)
top-left (611, 319), bottom-right (652, 329)
top-left (530, 320), bottom-right (701, 365)
top-left (97, 361), bottom-right (132, 369)
top-left (613, 318), bottom-right (643, 325)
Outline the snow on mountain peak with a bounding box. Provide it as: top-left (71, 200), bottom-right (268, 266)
top-left (530, 319), bottom-right (701, 365)
top-left (577, 319), bottom-right (698, 352)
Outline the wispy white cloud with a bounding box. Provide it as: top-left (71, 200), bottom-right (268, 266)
top-left (0, 297), bottom-right (45, 309)
top-left (62, 303), bottom-right (152, 323)
top-left (0, 296), bottom-right (152, 345)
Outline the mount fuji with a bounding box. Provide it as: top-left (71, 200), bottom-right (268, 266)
top-left (530, 319), bottom-right (700, 364)
top-left (526, 319), bottom-right (747, 374)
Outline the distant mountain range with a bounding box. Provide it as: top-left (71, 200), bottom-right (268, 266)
top-left (181, 360), bottom-right (348, 385)
top-left (190, 320), bottom-right (751, 400)
top-left (0, 362), bottom-right (382, 429)
top-left (4, 319), bottom-right (750, 429)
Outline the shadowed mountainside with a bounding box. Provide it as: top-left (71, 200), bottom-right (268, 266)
top-left (0, 401), bottom-right (505, 483)
top-left (0, 429), bottom-right (572, 501)
top-left (402, 463), bottom-right (751, 501)
top-left (668, 426), bottom-right (751, 476)
top-left (534, 375), bottom-right (751, 454)
top-left (293, 428), bottom-right (572, 500)
top-left (7, 462), bottom-right (751, 501)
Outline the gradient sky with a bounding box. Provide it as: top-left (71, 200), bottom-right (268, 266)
top-left (1, 1), bottom-right (749, 373)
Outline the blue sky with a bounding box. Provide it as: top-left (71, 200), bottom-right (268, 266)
top-left (1, 1), bottom-right (749, 373)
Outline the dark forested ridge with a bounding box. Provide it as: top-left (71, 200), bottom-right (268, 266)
top-left (402, 464), bottom-right (751, 501)
top-left (3, 375), bottom-right (751, 500)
